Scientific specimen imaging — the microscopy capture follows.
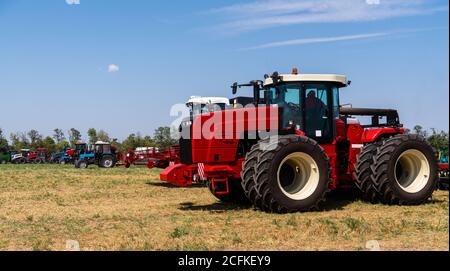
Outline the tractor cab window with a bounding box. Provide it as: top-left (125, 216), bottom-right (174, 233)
top-left (102, 144), bottom-right (111, 154)
top-left (267, 84), bottom-right (302, 130)
top-left (332, 86), bottom-right (340, 120)
top-left (304, 84), bottom-right (332, 141)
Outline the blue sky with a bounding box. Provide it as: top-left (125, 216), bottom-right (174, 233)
top-left (0, 0), bottom-right (448, 141)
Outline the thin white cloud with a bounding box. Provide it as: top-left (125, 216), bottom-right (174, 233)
top-left (242, 32), bottom-right (389, 50)
top-left (207, 0), bottom-right (448, 33)
top-left (108, 64), bottom-right (119, 73)
top-left (241, 27), bottom-right (447, 50)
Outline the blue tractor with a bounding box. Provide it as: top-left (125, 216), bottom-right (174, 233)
top-left (74, 141), bottom-right (117, 169)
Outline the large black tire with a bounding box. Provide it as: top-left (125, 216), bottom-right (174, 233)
top-left (371, 134), bottom-right (438, 205)
top-left (251, 135), bottom-right (331, 213)
top-left (241, 144), bottom-right (263, 205)
top-left (207, 178), bottom-right (249, 204)
top-left (355, 142), bottom-right (382, 202)
top-left (75, 160), bottom-right (88, 169)
top-left (0, 159), bottom-right (5, 164)
top-left (100, 156), bottom-right (115, 168)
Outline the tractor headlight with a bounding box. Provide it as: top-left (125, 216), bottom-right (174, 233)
top-left (182, 121), bottom-right (192, 127)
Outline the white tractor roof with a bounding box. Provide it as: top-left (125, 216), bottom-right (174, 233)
top-left (264, 74), bottom-right (348, 87)
top-left (186, 96), bottom-right (230, 105)
top-left (95, 141), bottom-right (110, 145)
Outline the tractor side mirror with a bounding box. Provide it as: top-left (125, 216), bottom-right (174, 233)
top-left (231, 82), bottom-right (238, 95)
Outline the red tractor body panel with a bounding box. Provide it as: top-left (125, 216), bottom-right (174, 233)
top-left (190, 106), bottom-right (279, 164)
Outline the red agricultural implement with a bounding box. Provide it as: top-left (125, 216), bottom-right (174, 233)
top-left (161, 69), bottom-right (444, 213)
top-left (119, 146), bottom-right (180, 169)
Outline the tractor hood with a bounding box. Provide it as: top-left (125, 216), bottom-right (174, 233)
top-left (186, 106), bottom-right (279, 164)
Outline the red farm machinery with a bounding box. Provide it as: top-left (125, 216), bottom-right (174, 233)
top-left (161, 69), bottom-right (445, 213)
top-left (119, 146), bottom-right (180, 169)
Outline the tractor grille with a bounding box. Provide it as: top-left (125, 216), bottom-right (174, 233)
top-left (179, 138), bottom-right (192, 164)
top-left (179, 121), bottom-right (193, 164)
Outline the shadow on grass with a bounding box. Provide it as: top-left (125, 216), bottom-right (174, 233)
top-left (178, 201), bottom-right (252, 212)
top-left (146, 181), bottom-right (205, 189)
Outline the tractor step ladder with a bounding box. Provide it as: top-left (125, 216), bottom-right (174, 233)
top-left (211, 178), bottom-right (229, 195)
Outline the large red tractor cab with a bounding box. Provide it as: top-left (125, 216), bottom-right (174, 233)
top-left (161, 68), bottom-right (440, 213)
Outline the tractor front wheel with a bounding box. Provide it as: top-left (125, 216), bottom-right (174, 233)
top-left (75, 160), bottom-right (88, 169)
top-left (250, 135), bottom-right (331, 213)
top-left (371, 134), bottom-right (438, 205)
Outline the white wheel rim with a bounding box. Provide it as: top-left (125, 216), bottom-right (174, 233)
top-left (395, 149), bottom-right (430, 193)
top-left (277, 152), bottom-right (320, 200)
top-left (104, 160), bottom-right (112, 167)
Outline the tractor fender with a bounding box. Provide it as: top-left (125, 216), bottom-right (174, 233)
top-left (362, 127), bottom-right (404, 143)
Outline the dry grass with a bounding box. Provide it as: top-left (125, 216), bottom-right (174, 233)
top-left (0, 164), bottom-right (448, 251)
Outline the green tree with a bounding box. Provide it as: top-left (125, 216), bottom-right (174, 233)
top-left (428, 129), bottom-right (449, 156)
top-left (153, 127), bottom-right (177, 148)
top-left (121, 133), bottom-right (155, 152)
top-left (56, 140), bottom-right (71, 151)
top-left (27, 129), bottom-right (43, 148)
top-left (68, 128), bottom-right (82, 146)
top-left (10, 132), bottom-right (30, 150)
top-left (97, 130), bottom-right (110, 142)
top-left (53, 128), bottom-right (65, 143)
top-left (413, 125), bottom-right (428, 137)
top-left (0, 128), bottom-right (9, 151)
top-left (87, 128), bottom-right (98, 144)
top-left (42, 136), bottom-right (56, 153)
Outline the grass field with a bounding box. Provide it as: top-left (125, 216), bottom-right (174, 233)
top-left (0, 164), bottom-right (448, 251)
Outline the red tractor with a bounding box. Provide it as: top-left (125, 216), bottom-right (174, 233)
top-left (27, 148), bottom-right (50, 164)
top-left (161, 69), bottom-right (440, 213)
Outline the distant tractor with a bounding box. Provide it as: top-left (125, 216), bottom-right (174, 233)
top-left (438, 150), bottom-right (449, 190)
top-left (50, 147), bottom-right (72, 163)
top-left (11, 149), bottom-right (30, 164)
top-left (60, 143), bottom-right (87, 164)
top-left (0, 149), bottom-right (12, 164)
top-left (162, 69), bottom-right (440, 213)
top-left (27, 148), bottom-right (50, 164)
top-left (74, 141), bottom-right (117, 169)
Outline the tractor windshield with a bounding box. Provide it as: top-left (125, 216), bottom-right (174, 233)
top-left (188, 103), bottom-right (227, 118)
top-left (265, 82), bottom-right (336, 142)
top-left (265, 83), bottom-right (303, 130)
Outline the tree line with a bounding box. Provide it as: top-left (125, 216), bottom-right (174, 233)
top-left (0, 127), bottom-right (177, 153)
top-left (0, 125), bottom-right (448, 155)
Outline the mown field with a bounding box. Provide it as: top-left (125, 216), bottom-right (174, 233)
top-left (0, 164), bottom-right (448, 251)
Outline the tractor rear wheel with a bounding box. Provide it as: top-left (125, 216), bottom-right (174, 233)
top-left (355, 142), bottom-right (382, 202)
top-left (100, 156), bottom-right (115, 168)
top-left (241, 143), bottom-right (263, 205)
top-left (0, 159), bottom-right (5, 164)
top-left (252, 135), bottom-right (331, 213)
top-left (371, 134), bottom-right (438, 205)
top-left (207, 178), bottom-right (248, 204)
